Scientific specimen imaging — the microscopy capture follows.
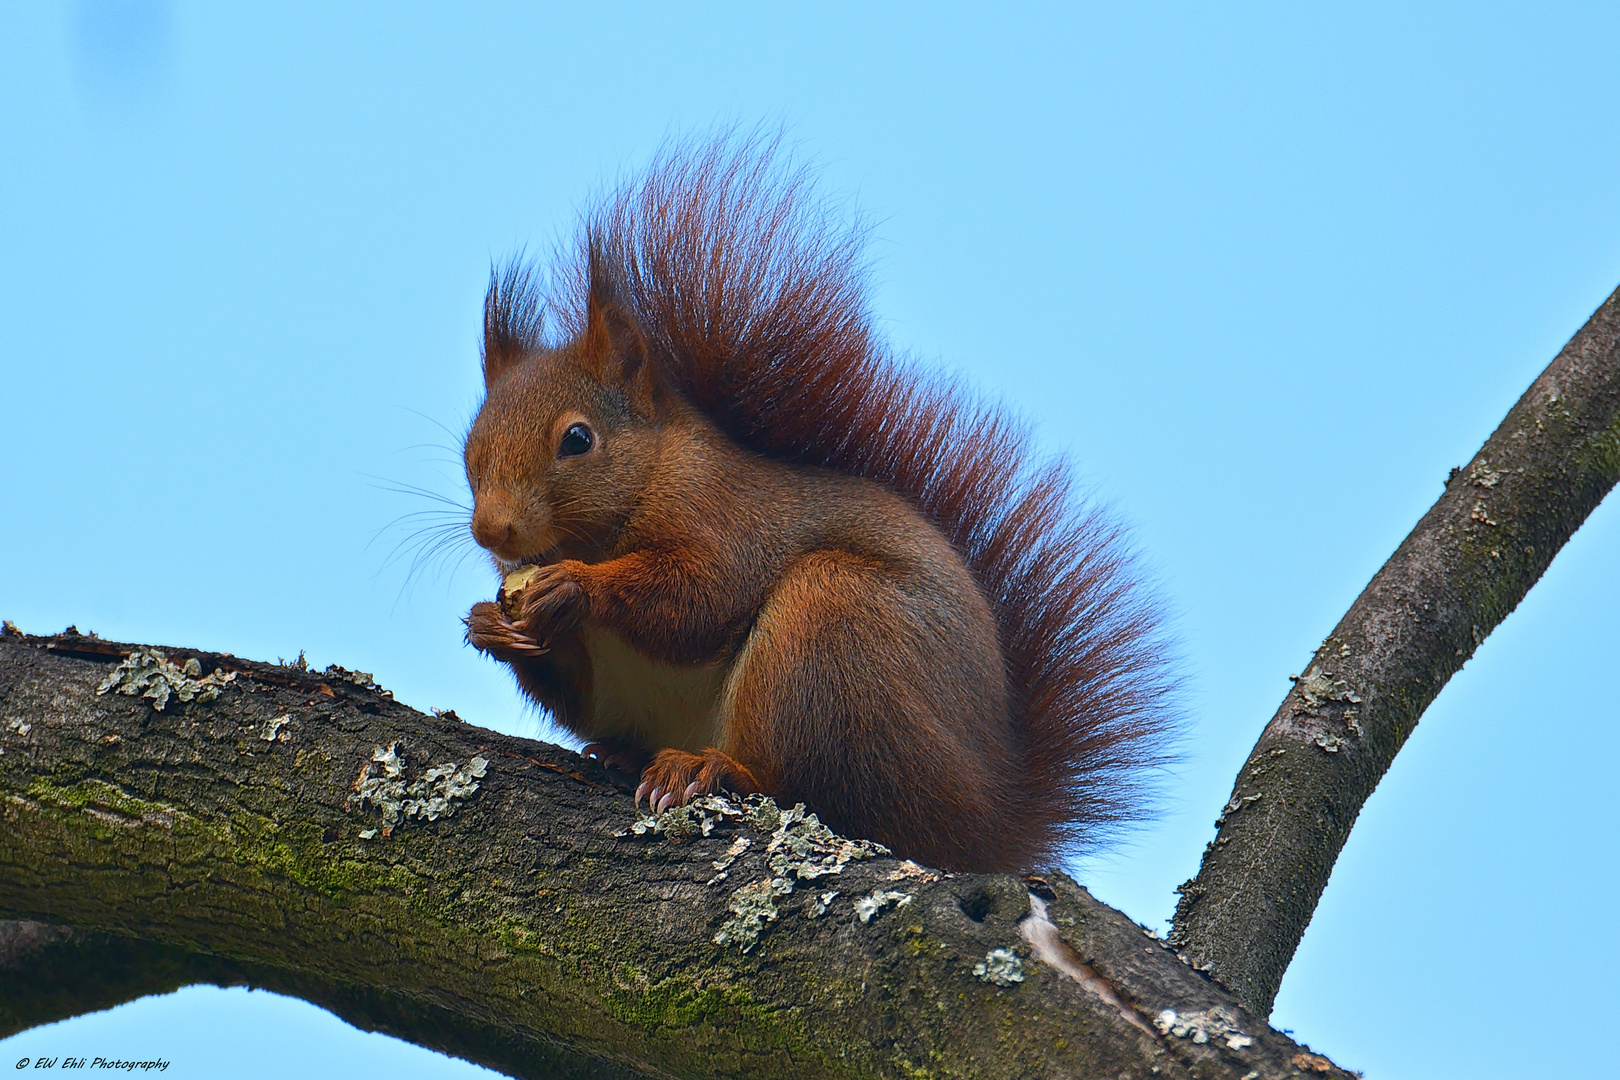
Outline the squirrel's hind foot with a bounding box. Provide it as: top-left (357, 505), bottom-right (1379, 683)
top-left (581, 737), bottom-right (652, 779)
top-left (636, 748), bottom-right (762, 814)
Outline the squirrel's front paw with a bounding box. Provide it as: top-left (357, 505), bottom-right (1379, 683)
top-left (636, 748), bottom-right (762, 814)
top-left (465, 601), bottom-right (549, 662)
top-left (509, 561), bottom-right (588, 641)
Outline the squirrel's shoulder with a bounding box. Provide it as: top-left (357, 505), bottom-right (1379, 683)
top-left (631, 412), bottom-right (951, 559)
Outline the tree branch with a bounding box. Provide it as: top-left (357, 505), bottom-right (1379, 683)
top-left (0, 628), bottom-right (1350, 1079)
top-left (0, 919), bottom-right (638, 1079)
top-left (1169, 283), bottom-right (1620, 1017)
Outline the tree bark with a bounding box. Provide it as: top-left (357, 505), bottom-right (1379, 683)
top-left (1168, 283), bottom-right (1620, 1018)
top-left (0, 627), bottom-right (1350, 1080)
top-left (0, 918), bottom-right (638, 1079)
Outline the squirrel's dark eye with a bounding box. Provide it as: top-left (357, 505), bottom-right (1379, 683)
top-left (558, 423), bottom-right (594, 458)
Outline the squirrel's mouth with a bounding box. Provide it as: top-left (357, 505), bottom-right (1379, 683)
top-left (495, 555), bottom-right (542, 576)
top-left (485, 522), bottom-right (571, 575)
top-left (493, 545), bottom-right (563, 577)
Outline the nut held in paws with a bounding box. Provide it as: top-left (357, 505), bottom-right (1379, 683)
top-left (500, 565), bottom-right (542, 614)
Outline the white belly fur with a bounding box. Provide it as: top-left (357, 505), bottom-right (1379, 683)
top-left (580, 625), bottom-right (732, 751)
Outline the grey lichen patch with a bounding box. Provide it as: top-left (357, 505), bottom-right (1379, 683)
top-left (807, 890), bottom-right (839, 918)
top-left (622, 793), bottom-right (751, 841)
top-left (622, 794), bottom-right (896, 950)
top-left (972, 947), bottom-right (1024, 987)
top-left (854, 889), bottom-right (912, 923)
top-left (658, 803), bottom-right (706, 841)
top-left (95, 649), bottom-right (237, 712)
top-left (1289, 663), bottom-right (1367, 754)
top-left (709, 841), bottom-right (751, 880)
top-left (732, 798), bottom-right (893, 943)
top-left (713, 877), bottom-right (792, 952)
top-left (260, 715), bottom-right (291, 742)
top-left (1153, 1005), bottom-right (1254, 1050)
top-left (323, 664), bottom-right (394, 700)
top-left (744, 797), bottom-right (782, 834)
top-left (7, 717), bottom-right (31, 737)
top-left (1219, 791), bottom-right (1262, 823)
top-left (622, 795), bottom-right (889, 881)
top-left (351, 741), bottom-right (488, 839)
top-left (765, 801), bottom-right (889, 881)
top-left (711, 836), bottom-right (750, 873)
top-left (1292, 667), bottom-right (1361, 709)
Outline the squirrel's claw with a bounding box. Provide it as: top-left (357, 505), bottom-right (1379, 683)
top-left (465, 601), bottom-right (550, 661)
top-left (637, 783), bottom-right (682, 815)
top-left (506, 639), bottom-right (550, 656)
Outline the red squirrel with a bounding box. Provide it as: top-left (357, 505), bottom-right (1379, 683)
top-left (463, 139), bottom-right (1175, 872)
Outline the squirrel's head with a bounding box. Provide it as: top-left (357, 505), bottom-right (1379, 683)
top-left (464, 283), bottom-right (668, 569)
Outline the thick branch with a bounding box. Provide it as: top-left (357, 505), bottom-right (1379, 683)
top-left (1169, 283), bottom-right (1620, 1016)
top-left (0, 628), bottom-right (1349, 1079)
top-left (0, 919), bottom-right (635, 1079)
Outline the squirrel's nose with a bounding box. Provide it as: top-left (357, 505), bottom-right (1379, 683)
top-left (470, 503), bottom-right (515, 552)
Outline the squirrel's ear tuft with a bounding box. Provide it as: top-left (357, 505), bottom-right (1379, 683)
top-left (483, 260), bottom-right (546, 388)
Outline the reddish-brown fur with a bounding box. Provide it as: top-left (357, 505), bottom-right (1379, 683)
top-left (463, 135), bottom-right (1177, 872)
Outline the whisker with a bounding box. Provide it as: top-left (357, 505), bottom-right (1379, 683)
top-left (385, 404), bottom-right (470, 448)
top-left (363, 473), bottom-right (473, 512)
top-left (365, 463), bottom-right (484, 604)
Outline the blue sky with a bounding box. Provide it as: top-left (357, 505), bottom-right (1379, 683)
top-left (2, 3), bottom-right (1617, 1078)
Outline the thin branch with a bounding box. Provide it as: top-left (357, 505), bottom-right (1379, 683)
top-left (1169, 283), bottom-right (1620, 1016)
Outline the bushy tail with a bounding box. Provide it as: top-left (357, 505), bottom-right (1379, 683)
top-left (506, 132), bottom-right (1180, 862)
